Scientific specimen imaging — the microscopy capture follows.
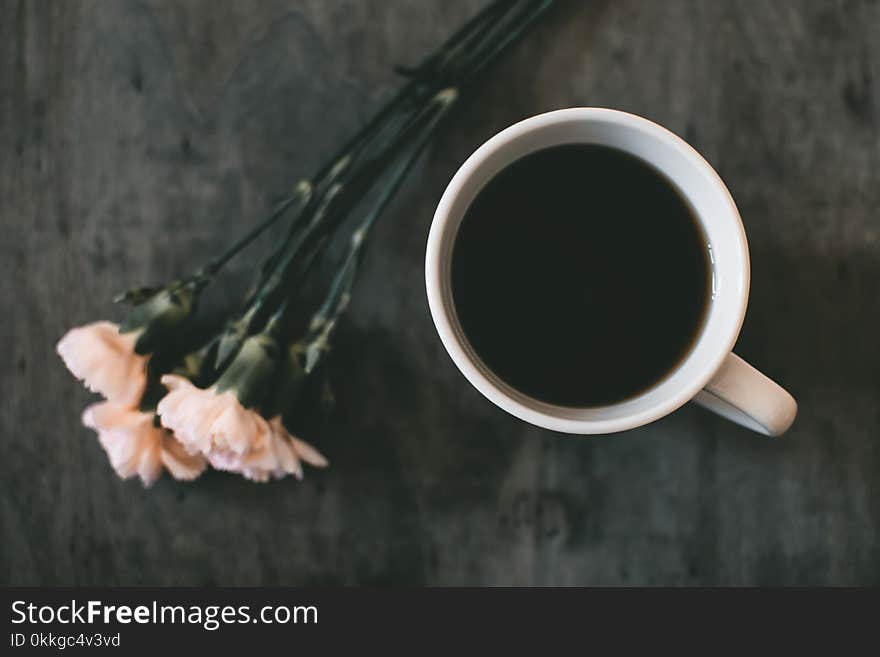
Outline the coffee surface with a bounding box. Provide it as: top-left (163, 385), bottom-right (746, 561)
top-left (451, 144), bottom-right (710, 407)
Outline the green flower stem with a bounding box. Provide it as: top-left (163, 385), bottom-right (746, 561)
top-left (238, 89), bottom-right (453, 334)
top-left (396, 0), bottom-right (509, 80)
top-left (454, 0), bottom-right (555, 87)
top-left (256, 95), bottom-right (424, 282)
top-left (291, 102), bottom-right (446, 288)
top-left (218, 90), bottom-right (457, 371)
top-left (247, 0), bottom-right (552, 297)
top-left (426, 1), bottom-right (510, 79)
top-left (251, 87), bottom-right (421, 287)
top-left (200, 181), bottom-right (313, 277)
top-left (208, 0), bottom-right (556, 372)
top-left (299, 89), bottom-right (457, 373)
top-left (121, 0), bottom-right (553, 319)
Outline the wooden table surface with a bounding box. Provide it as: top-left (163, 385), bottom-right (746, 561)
top-left (2, 0), bottom-right (878, 585)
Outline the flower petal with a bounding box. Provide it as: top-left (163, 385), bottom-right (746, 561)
top-left (156, 379), bottom-right (318, 482)
top-left (289, 436), bottom-right (329, 468)
top-left (160, 434), bottom-right (207, 481)
top-left (57, 322), bottom-right (148, 405)
top-left (82, 404), bottom-right (191, 487)
top-left (136, 439), bottom-right (163, 487)
top-left (274, 435), bottom-right (303, 480)
top-left (82, 401), bottom-right (142, 431)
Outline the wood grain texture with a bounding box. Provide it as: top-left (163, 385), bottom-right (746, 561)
top-left (1, 0), bottom-right (878, 585)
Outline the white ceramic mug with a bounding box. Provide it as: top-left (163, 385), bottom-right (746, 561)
top-left (425, 107), bottom-right (797, 436)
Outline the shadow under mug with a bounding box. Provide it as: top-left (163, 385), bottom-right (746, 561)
top-left (425, 107), bottom-right (797, 436)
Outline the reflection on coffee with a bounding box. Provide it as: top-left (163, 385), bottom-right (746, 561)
top-left (451, 144), bottom-right (710, 407)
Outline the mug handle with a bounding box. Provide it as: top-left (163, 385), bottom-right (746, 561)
top-left (692, 353), bottom-right (797, 436)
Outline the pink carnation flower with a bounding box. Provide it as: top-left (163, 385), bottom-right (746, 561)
top-left (83, 401), bottom-right (207, 487)
top-left (157, 374), bottom-right (328, 482)
top-left (57, 321), bottom-right (149, 406)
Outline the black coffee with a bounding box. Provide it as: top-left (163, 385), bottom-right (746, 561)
top-left (451, 144), bottom-right (710, 407)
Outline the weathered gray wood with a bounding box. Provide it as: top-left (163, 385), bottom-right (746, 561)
top-left (1, 0), bottom-right (878, 585)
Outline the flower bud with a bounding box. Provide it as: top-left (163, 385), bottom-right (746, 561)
top-left (213, 306), bottom-right (258, 371)
top-left (214, 331), bottom-right (280, 409)
top-left (119, 278), bottom-right (204, 354)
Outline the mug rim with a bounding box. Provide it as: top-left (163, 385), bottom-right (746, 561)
top-left (425, 107), bottom-right (750, 434)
